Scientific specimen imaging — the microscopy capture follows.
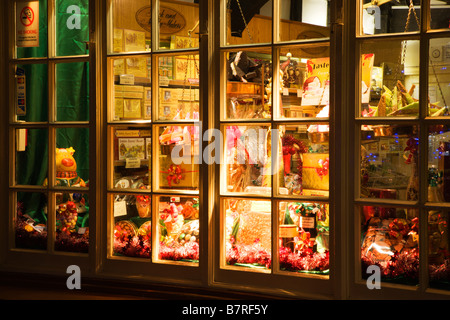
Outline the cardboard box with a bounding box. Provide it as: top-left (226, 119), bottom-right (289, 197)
top-left (118, 138), bottom-right (146, 160)
top-left (123, 29), bottom-right (146, 52)
top-left (123, 99), bottom-right (142, 118)
top-left (113, 29), bottom-right (123, 53)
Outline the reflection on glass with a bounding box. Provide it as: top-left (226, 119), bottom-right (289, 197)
top-left (110, 56), bottom-right (151, 121)
top-left (111, 0), bottom-right (151, 53)
top-left (428, 125), bottom-right (450, 203)
top-left (361, 125), bottom-right (418, 201)
top-left (56, 62), bottom-right (89, 121)
top-left (55, 128), bottom-right (89, 187)
top-left (15, 64), bottom-right (48, 123)
top-left (157, 125), bottom-right (199, 191)
top-left (15, 192), bottom-right (48, 250)
top-left (113, 127), bottom-right (151, 191)
top-left (224, 198), bottom-right (271, 270)
top-left (428, 210), bottom-right (450, 290)
top-left (55, 192), bottom-right (89, 253)
top-left (56, 0), bottom-right (89, 56)
top-left (224, 125), bottom-right (271, 195)
top-left (278, 0), bottom-right (329, 42)
top-left (360, 205), bottom-right (419, 286)
top-left (430, 1), bottom-right (450, 30)
top-left (279, 201), bottom-right (329, 275)
top-left (159, 0), bottom-right (199, 50)
top-left (157, 195), bottom-right (199, 263)
top-left (360, 0), bottom-right (420, 35)
top-left (428, 38), bottom-right (450, 116)
top-left (226, 0), bottom-right (272, 46)
top-left (113, 193), bottom-right (151, 259)
top-left (278, 46), bottom-right (330, 119)
top-left (16, 0), bottom-right (48, 58)
top-left (225, 50), bottom-right (272, 120)
top-left (157, 54), bottom-right (199, 121)
top-left (15, 128), bottom-right (48, 186)
top-left (360, 40), bottom-right (419, 118)
top-left (278, 124), bottom-right (329, 197)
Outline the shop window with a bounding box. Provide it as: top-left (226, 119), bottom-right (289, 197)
top-left (10, 0), bottom-right (91, 255)
top-left (107, 0), bottom-right (201, 266)
top-left (219, 0), bottom-right (331, 280)
top-left (355, 0), bottom-right (450, 293)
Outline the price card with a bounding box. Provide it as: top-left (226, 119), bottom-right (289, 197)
top-left (114, 201), bottom-right (127, 217)
top-left (125, 158), bottom-right (141, 168)
top-left (120, 74), bottom-right (135, 85)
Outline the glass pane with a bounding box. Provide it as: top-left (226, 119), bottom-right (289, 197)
top-left (360, 125), bottom-right (418, 201)
top-left (157, 125), bottom-right (199, 191)
top-left (56, 62), bottom-right (89, 121)
top-left (15, 191), bottom-right (48, 250)
top-left (428, 209), bottom-right (450, 290)
top-left (360, 0), bottom-right (420, 35)
top-left (277, 45), bottom-right (330, 119)
top-left (157, 54), bottom-right (199, 121)
top-left (113, 193), bottom-right (151, 259)
top-left (226, 0), bottom-right (272, 46)
top-left (55, 192), bottom-right (89, 253)
top-left (159, 0), bottom-right (199, 50)
top-left (360, 205), bottom-right (419, 286)
top-left (224, 124), bottom-right (271, 196)
top-left (111, 0), bottom-right (151, 53)
top-left (112, 127), bottom-right (151, 190)
top-left (109, 56), bottom-right (151, 121)
top-left (15, 128), bottom-right (48, 186)
top-left (279, 201), bottom-right (329, 275)
top-left (16, 0), bottom-right (48, 58)
top-left (55, 128), bottom-right (89, 187)
top-left (225, 49), bottom-right (272, 120)
top-left (430, 1), bottom-right (450, 30)
top-left (278, 124), bottom-right (329, 197)
top-left (428, 125), bottom-right (450, 202)
top-left (428, 38), bottom-right (450, 117)
top-left (14, 64), bottom-right (48, 123)
top-left (278, 0), bottom-right (329, 42)
top-left (156, 195), bottom-right (199, 263)
top-left (224, 198), bottom-right (271, 270)
top-left (360, 39), bottom-right (419, 118)
top-left (56, 0), bottom-right (89, 56)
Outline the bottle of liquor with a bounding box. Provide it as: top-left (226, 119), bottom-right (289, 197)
top-left (280, 206), bottom-right (297, 252)
top-left (299, 204), bottom-right (318, 251)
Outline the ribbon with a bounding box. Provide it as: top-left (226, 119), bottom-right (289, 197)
top-left (160, 164), bottom-right (198, 187)
top-left (404, 137), bottom-right (418, 164)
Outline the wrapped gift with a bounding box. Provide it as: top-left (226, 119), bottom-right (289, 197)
top-left (302, 153), bottom-right (329, 190)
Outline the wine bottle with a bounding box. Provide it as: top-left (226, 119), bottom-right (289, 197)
top-left (280, 206), bottom-right (297, 252)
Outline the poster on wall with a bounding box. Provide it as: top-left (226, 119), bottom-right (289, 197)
top-left (16, 1), bottom-right (39, 47)
top-left (301, 57), bottom-right (330, 106)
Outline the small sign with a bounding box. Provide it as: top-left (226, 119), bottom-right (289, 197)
top-left (119, 74), bottom-right (135, 85)
top-left (16, 75), bottom-right (27, 116)
top-left (113, 201), bottom-right (127, 217)
top-left (125, 157), bottom-right (141, 169)
top-left (136, 6), bottom-right (186, 34)
top-left (16, 1), bottom-right (39, 47)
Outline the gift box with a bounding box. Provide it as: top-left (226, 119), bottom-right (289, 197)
top-left (302, 153), bottom-right (329, 191)
top-left (159, 144), bottom-right (199, 189)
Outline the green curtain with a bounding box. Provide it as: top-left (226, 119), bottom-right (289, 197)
top-left (17, 0), bottom-right (90, 222)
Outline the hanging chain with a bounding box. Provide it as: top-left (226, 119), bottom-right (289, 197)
top-left (180, 29), bottom-right (200, 116)
top-left (396, 1), bottom-right (447, 108)
top-left (235, 0), bottom-right (254, 43)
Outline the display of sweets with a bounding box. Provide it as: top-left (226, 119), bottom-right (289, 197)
top-left (57, 201), bottom-right (78, 235)
top-left (113, 220), bottom-right (151, 258)
top-left (158, 198), bottom-right (200, 262)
